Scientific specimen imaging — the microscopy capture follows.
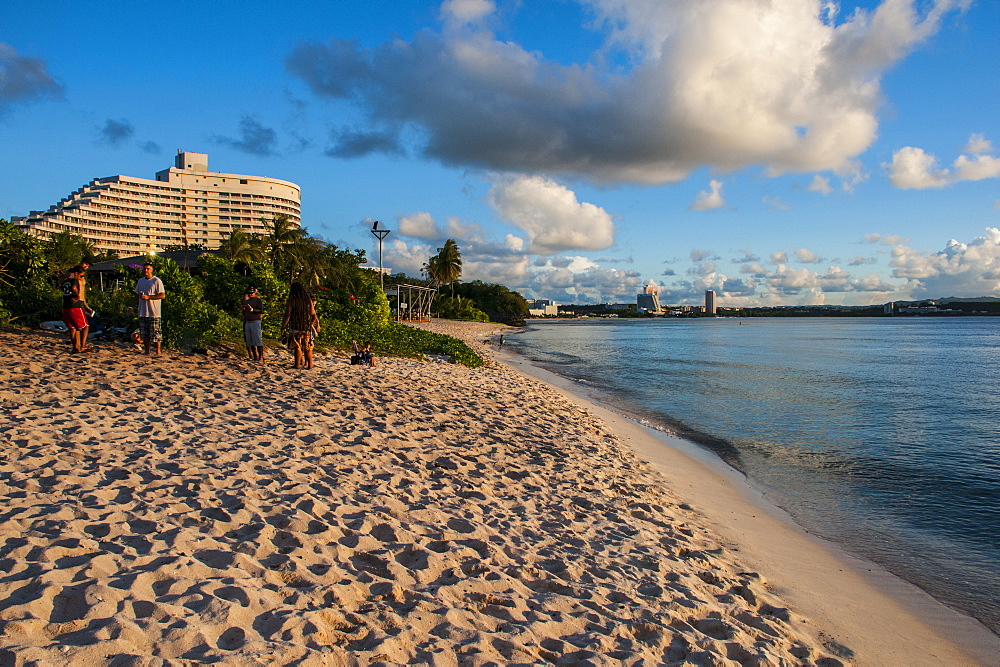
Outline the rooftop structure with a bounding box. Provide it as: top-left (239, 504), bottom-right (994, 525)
top-left (13, 151), bottom-right (300, 256)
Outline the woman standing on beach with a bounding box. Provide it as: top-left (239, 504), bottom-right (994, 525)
top-left (281, 282), bottom-right (320, 369)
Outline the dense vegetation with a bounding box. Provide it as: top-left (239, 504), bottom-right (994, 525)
top-left (454, 281), bottom-right (530, 325)
top-left (0, 219), bottom-right (485, 367)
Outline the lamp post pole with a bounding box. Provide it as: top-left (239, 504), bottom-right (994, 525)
top-left (370, 221), bottom-right (391, 291)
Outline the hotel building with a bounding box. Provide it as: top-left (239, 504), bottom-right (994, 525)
top-left (13, 151), bottom-right (300, 256)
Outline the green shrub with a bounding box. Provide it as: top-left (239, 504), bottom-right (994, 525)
top-left (196, 254), bottom-right (288, 338)
top-left (435, 295), bottom-right (489, 322)
top-left (320, 321), bottom-right (484, 367)
top-left (0, 282), bottom-right (60, 327)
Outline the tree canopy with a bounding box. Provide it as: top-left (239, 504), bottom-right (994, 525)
top-left (425, 239), bottom-right (462, 296)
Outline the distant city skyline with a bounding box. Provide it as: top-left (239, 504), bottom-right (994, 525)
top-left (1, 0), bottom-right (997, 306)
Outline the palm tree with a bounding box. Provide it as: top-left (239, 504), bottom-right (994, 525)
top-left (218, 228), bottom-right (267, 264)
top-left (289, 236), bottom-right (328, 288)
top-left (263, 214), bottom-right (307, 278)
top-left (427, 239), bottom-right (462, 297)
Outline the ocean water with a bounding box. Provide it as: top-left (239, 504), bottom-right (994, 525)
top-left (509, 317), bottom-right (1000, 634)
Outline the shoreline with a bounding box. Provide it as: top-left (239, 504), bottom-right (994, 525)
top-left (0, 321), bottom-right (996, 664)
top-left (491, 328), bottom-right (1000, 665)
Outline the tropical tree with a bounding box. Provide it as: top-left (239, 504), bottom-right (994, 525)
top-left (426, 239), bottom-right (462, 297)
top-left (218, 228), bottom-right (267, 264)
top-left (323, 244), bottom-right (368, 295)
top-left (262, 214), bottom-right (307, 280)
top-left (44, 231), bottom-right (96, 281)
top-left (0, 220), bottom-right (45, 286)
top-left (0, 220), bottom-right (55, 325)
top-left (455, 280), bottom-right (530, 326)
top-left (288, 236), bottom-right (328, 288)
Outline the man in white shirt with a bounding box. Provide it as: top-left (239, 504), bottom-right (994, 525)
top-left (135, 261), bottom-right (166, 355)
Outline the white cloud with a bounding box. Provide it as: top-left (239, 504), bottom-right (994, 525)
top-left (864, 233), bottom-right (907, 246)
top-left (770, 251), bottom-right (789, 264)
top-left (689, 180), bottom-right (726, 211)
top-left (441, 0), bottom-right (495, 25)
top-left (794, 248), bottom-right (824, 263)
top-left (287, 0), bottom-right (967, 184)
top-left (763, 195), bottom-right (790, 210)
top-left (964, 133), bottom-right (993, 155)
top-left (808, 174), bottom-right (833, 195)
top-left (504, 234), bottom-right (524, 252)
top-left (953, 153), bottom-right (1000, 182)
top-left (886, 146), bottom-right (950, 189)
top-left (740, 263), bottom-right (768, 275)
top-left (445, 216), bottom-right (485, 239)
top-left (486, 174), bottom-right (615, 254)
top-left (398, 212), bottom-right (440, 239)
top-left (887, 135), bottom-right (1000, 189)
top-left (383, 239), bottom-right (434, 276)
top-left (890, 227), bottom-right (1000, 298)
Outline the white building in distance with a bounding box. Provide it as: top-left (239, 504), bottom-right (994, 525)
top-left (527, 299), bottom-right (559, 316)
top-left (14, 151), bottom-right (301, 256)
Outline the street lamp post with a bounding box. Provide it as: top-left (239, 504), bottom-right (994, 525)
top-left (370, 220), bottom-right (391, 291)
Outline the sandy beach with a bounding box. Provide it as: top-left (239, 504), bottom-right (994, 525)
top-left (0, 321), bottom-right (995, 665)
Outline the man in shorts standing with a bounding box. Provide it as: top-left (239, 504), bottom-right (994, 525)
top-left (135, 261), bottom-right (165, 355)
top-left (61, 266), bottom-right (91, 354)
top-left (241, 286), bottom-right (265, 362)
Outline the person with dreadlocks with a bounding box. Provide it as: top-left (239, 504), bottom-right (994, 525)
top-left (281, 282), bottom-right (320, 369)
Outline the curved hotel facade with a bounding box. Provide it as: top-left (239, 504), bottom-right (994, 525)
top-left (13, 151), bottom-right (300, 256)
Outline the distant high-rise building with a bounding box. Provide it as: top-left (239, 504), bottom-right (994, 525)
top-left (636, 282), bottom-right (661, 313)
top-left (13, 151), bottom-right (300, 256)
top-left (705, 289), bottom-right (717, 314)
top-left (637, 291), bottom-right (661, 313)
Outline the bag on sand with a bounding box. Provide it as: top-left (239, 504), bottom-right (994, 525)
top-left (350, 355), bottom-right (363, 365)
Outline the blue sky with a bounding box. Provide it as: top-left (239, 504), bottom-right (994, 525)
top-left (1, 0), bottom-right (997, 306)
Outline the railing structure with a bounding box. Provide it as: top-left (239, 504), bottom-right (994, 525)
top-left (385, 284), bottom-right (436, 322)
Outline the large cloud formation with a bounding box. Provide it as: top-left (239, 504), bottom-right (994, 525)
top-left (487, 175), bottom-right (615, 254)
top-left (286, 0), bottom-right (964, 184)
top-left (0, 43), bottom-right (63, 115)
top-left (890, 227), bottom-right (1000, 297)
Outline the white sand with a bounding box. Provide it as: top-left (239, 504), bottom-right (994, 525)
top-left (0, 322), bottom-right (994, 665)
